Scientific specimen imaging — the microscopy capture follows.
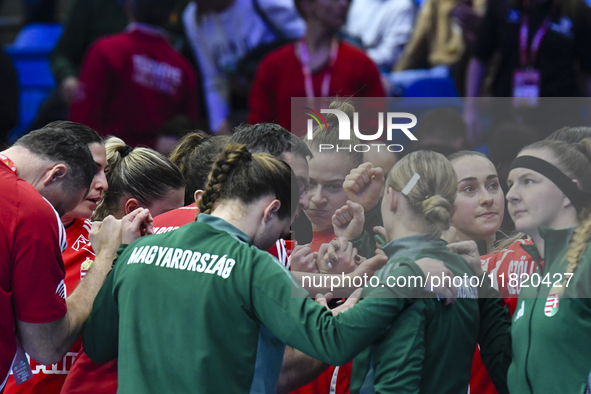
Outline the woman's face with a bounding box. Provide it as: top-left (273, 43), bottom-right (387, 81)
top-left (64, 143), bottom-right (108, 220)
top-left (305, 153), bottom-right (356, 231)
top-left (506, 149), bottom-right (571, 235)
top-left (451, 155), bottom-right (504, 242)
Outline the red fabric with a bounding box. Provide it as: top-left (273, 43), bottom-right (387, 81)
top-left (60, 348), bottom-right (117, 394)
top-left (309, 228), bottom-right (336, 254)
top-left (290, 228), bottom-right (352, 394)
top-left (69, 26), bottom-right (200, 148)
top-left (469, 239), bottom-right (539, 394)
top-left (4, 219), bottom-right (94, 393)
top-left (248, 41), bottom-right (385, 134)
top-left (152, 202), bottom-right (197, 233)
top-left (0, 164), bottom-right (67, 386)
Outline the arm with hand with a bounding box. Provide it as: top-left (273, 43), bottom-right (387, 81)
top-left (17, 209), bottom-right (152, 365)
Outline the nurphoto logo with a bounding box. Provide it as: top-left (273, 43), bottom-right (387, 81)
top-left (303, 107), bottom-right (418, 153)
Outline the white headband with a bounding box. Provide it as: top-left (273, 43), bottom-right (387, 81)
top-left (401, 173), bottom-right (421, 195)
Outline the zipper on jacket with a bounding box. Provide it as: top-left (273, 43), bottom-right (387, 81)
top-left (524, 268), bottom-right (544, 394)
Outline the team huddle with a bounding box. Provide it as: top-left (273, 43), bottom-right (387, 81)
top-left (2, 103), bottom-right (591, 394)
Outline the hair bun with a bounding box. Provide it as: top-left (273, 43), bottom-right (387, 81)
top-left (422, 195), bottom-right (451, 229)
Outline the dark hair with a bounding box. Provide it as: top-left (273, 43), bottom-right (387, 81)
top-left (169, 131), bottom-right (230, 206)
top-left (44, 120), bottom-right (103, 146)
top-left (199, 143), bottom-right (295, 220)
top-left (131, 0), bottom-right (176, 26)
top-left (519, 140), bottom-right (591, 210)
top-left (93, 137), bottom-right (185, 220)
top-left (546, 127), bottom-right (591, 143)
top-left (231, 123), bottom-right (313, 160)
top-left (15, 122), bottom-right (95, 195)
top-left (304, 100), bottom-right (364, 166)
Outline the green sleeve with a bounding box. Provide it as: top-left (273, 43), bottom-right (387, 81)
top-left (250, 257), bottom-right (424, 366)
top-left (363, 198), bottom-right (383, 235)
top-left (477, 282), bottom-right (512, 394)
top-left (51, 0), bottom-right (92, 82)
top-left (82, 246), bottom-right (127, 363)
top-left (351, 230), bottom-right (375, 258)
top-left (362, 301), bottom-right (426, 394)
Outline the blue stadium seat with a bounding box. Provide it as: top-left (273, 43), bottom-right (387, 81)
top-left (404, 76), bottom-right (459, 97)
top-left (4, 23), bottom-right (63, 142)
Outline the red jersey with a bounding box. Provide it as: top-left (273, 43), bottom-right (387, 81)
top-left (69, 23), bottom-right (200, 148)
top-left (4, 219), bottom-right (95, 393)
top-left (0, 163), bottom-right (67, 389)
top-left (152, 202), bottom-right (197, 233)
top-left (290, 227), bottom-right (351, 394)
top-left (248, 41), bottom-right (385, 134)
top-left (469, 239), bottom-right (538, 394)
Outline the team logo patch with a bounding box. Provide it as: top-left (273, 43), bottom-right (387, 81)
top-left (544, 292), bottom-right (560, 317)
top-left (80, 258), bottom-right (93, 280)
top-left (55, 280), bottom-right (66, 299)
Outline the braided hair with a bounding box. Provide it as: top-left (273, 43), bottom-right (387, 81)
top-left (199, 143), bottom-right (294, 219)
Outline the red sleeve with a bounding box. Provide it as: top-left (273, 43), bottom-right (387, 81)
top-left (248, 54), bottom-right (279, 124)
top-left (358, 54), bottom-right (385, 97)
top-left (12, 191), bottom-right (66, 323)
top-left (69, 40), bottom-right (112, 133)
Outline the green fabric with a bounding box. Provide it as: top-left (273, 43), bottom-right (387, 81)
top-left (351, 234), bottom-right (512, 394)
top-left (508, 226), bottom-right (591, 394)
top-left (83, 214), bottom-right (430, 393)
top-left (51, 0), bottom-right (127, 82)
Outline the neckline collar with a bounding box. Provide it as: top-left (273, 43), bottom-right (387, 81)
top-left (196, 213), bottom-right (251, 244)
top-left (381, 233), bottom-right (443, 259)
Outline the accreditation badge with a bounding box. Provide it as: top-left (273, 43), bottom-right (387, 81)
top-left (544, 285), bottom-right (562, 317)
top-left (512, 69), bottom-right (541, 108)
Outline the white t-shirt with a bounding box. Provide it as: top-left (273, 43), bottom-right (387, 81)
top-left (183, 0), bottom-right (305, 131)
top-left (343, 0), bottom-right (415, 69)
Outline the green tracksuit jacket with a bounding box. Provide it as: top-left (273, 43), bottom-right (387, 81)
top-left (350, 234), bottom-right (512, 394)
top-left (508, 226), bottom-right (591, 394)
top-left (83, 214), bottom-right (431, 393)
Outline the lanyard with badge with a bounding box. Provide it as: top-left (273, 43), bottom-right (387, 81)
top-left (298, 38), bottom-right (339, 100)
top-left (513, 0), bottom-right (560, 107)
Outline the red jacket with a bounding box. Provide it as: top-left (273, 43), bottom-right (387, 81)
top-left (248, 41), bottom-right (384, 134)
top-left (70, 23), bottom-right (199, 148)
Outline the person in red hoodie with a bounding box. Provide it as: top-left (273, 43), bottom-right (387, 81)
top-left (69, 0), bottom-right (200, 149)
top-left (247, 0), bottom-right (384, 133)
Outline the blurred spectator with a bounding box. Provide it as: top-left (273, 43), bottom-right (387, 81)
top-left (22, 0), bottom-right (57, 23)
top-left (247, 0), bottom-right (385, 132)
top-left (394, 0), bottom-right (486, 92)
top-left (69, 0), bottom-right (200, 149)
top-left (341, 0), bottom-right (415, 70)
top-left (0, 48), bottom-right (18, 149)
top-left (467, 0), bottom-right (591, 98)
top-left (464, 0), bottom-right (591, 141)
top-left (28, 0), bottom-right (128, 130)
top-left (52, 0), bottom-right (127, 108)
top-left (182, 0), bottom-right (305, 135)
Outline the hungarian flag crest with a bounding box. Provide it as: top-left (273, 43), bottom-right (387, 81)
top-left (544, 292), bottom-right (560, 317)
